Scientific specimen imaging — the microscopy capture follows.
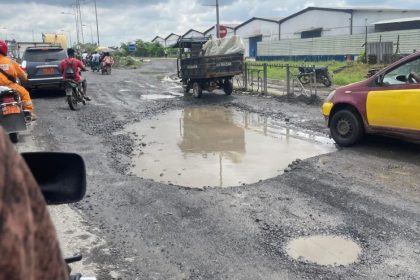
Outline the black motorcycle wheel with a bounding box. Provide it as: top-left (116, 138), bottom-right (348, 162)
top-left (9, 132), bottom-right (18, 143)
top-left (298, 75), bottom-right (311, 84)
top-left (67, 90), bottom-right (79, 111)
top-left (320, 74), bottom-right (332, 87)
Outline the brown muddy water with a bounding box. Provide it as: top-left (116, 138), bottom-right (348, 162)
top-left (286, 235), bottom-right (362, 266)
top-left (125, 106), bottom-right (336, 188)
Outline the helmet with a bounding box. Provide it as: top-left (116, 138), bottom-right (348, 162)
top-left (0, 40), bottom-right (7, 56)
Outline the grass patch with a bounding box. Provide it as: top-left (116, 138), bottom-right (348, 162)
top-left (247, 60), bottom-right (385, 86)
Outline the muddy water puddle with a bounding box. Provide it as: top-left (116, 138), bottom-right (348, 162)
top-left (286, 235), bottom-right (362, 266)
top-left (125, 106), bottom-right (335, 188)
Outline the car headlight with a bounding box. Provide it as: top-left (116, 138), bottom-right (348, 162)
top-left (325, 90), bottom-right (336, 102)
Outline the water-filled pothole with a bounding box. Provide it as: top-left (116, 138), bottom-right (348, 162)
top-left (286, 235), bottom-right (362, 266)
top-left (125, 106), bottom-right (335, 188)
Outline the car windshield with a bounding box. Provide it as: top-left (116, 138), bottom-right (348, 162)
top-left (23, 49), bottom-right (67, 62)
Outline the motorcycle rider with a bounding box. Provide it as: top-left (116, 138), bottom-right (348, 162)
top-left (0, 126), bottom-right (68, 279)
top-left (0, 39), bottom-right (36, 120)
top-left (91, 51), bottom-right (100, 71)
top-left (101, 52), bottom-right (114, 70)
top-left (59, 48), bottom-right (91, 101)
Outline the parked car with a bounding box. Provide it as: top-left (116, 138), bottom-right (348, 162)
top-left (21, 46), bottom-right (67, 90)
top-left (322, 51), bottom-right (420, 146)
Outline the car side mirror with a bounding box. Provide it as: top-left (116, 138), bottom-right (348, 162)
top-left (396, 75), bottom-right (407, 82)
top-left (21, 152), bottom-right (86, 205)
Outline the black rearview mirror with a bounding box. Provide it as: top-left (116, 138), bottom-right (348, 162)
top-left (396, 75), bottom-right (407, 82)
top-left (21, 152), bottom-right (86, 205)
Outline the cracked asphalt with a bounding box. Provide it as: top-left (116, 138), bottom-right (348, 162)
top-left (18, 58), bottom-right (420, 279)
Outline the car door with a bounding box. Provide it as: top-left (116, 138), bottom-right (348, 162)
top-left (366, 56), bottom-right (420, 131)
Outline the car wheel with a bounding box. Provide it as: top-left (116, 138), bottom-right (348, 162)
top-left (330, 109), bottom-right (364, 147)
top-left (192, 82), bottom-right (202, 98)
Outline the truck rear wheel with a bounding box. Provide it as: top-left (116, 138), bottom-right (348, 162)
top-left (192, 82), bottom-right (202, 98)
top-left (223, 79), bottom-right (233, 95)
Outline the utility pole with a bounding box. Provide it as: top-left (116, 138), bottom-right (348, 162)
top-left (94, 0), bottom-right (100, 45)
top-left (216, 0), bottom-right (220, 38)
top-left (364, 18), bottom-right (368, 64)
top-left (203, 0), bottom-right (220, 38)
top-left (75, 0), bottom-right (84, 44)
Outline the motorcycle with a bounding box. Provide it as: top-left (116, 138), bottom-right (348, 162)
top-left (297, 66), bottom-right (332, 87)
top-left (64, 80), bottom-right (86, 110)
top-left (0, 86), bottom-right (31, 143)
top-left (22, 152), bottom-right (96, 280)
top-left (91, 61), bottom-right (100, 72)
top-left (101, 62), bottom-right (111, 75)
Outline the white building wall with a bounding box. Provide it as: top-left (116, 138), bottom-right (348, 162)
top-left (352, 10), bottom-right (420, 34)
top-left (165, 34), bottom-right (180, 47)
top-left (280, 10), bottom-right (351, 39)
top-left (235, 20), bottom-right (279, 56)
top-left (153, 38), bottom-right (165, 46)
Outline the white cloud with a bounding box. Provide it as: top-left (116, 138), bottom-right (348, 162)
top-left (0, 0), bottom-right (418, 46)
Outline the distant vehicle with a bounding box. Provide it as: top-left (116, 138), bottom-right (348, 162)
top-left (21, 46), bottom-right (67, 90)
top-left (42, 33), bottom-right (68, 49)
top-left (322, 51), bottom-right (420, 146)
top-left (173, 37), bottom-right (243, 98)
top-left (0, 86), bottom-right (31, 143)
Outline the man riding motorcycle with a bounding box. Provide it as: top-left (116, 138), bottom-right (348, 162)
top-left (0, 39), bottom-right (36, 120)
top-left (59, 48), bottom-right (91, 101)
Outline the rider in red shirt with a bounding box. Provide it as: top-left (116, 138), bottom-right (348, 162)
top-left (59, 48), bottom-right (91, 101)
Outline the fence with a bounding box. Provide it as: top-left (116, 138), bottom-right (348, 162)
top-left (234, 63), bottom-right (322, 101)
top-left (257, 28), bottom-right (420, 60)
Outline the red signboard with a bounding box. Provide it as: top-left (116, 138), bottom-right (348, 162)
top-left (219, 25), bottom-right (227, 38)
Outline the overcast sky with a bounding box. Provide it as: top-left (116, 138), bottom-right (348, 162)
top-left (0, 0), bottom-right (419, 46)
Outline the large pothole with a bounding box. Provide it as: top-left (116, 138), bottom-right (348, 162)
top-left (286, 235), bottom-right (362, 266)
top-left (125, 106), bottom-right (335, 188)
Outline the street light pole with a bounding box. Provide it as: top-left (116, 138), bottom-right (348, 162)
top-left (61, 11), bottom-right (79, 46)
top-left (61, 30), bottom-right (72, 46)
top-left (82, 24), bottom-right (94, 44)
top-left (94, 0), bottom-right (100, 45)
top-left (216, 0), bottom-right (220, 38)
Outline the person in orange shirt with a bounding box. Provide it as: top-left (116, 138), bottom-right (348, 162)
top-left (0, 39), bottom-right (35, 120)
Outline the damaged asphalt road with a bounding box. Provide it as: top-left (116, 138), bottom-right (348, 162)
top-left (19, 59), bottom-right (420, 279)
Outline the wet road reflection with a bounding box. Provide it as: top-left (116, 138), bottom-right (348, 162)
top-left (125, 106), bottom-right (336, 188)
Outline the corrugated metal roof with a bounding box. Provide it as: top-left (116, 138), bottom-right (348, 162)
top-left (373, 17), bottom-right (420, 25)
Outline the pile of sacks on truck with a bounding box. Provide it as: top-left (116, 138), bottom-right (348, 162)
top-left (202, 35), bottom-right (245, 56)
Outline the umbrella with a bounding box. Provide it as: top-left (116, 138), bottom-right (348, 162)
top-left (95, 46), bottom-right (116, 53)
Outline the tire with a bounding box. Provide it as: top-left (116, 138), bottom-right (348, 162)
top-left (192, 82), bottom-right (202, 98)
top-left (9, 133), bottom-right (18, 143)
top-left (330, 109), bottom-right (364, 147)
top-left (320, 74), bottom-right (332, 87)
top-left (183, 83), bottom-right (191, 95)
top-left (67, 90), bottom-right (79, 111)
top-left (298, 75), bottom-right (311, 84)
top-left (223, 79), bottom-right (233, 95)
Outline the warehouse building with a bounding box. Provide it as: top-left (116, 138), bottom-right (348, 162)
top-left (234, 17), bottom-right (280, 58)
top-left (164, 33), bottom-right (180, 48)
top-left (279, 7), bottom-right (420, 39)
top-left (151, 36), bottom-right (165, 46)
top-left (181, 29), bottom-right (204, 39)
